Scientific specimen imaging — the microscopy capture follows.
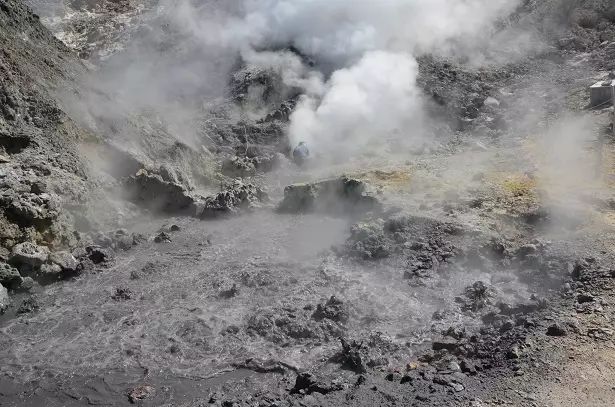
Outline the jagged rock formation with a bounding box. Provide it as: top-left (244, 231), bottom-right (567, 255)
top-left (0, 0), bottom-right (90, 251)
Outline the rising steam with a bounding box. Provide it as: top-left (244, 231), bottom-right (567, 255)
top-left (62, 0), bottom-right (534, 165)
top-left (173, 0), bottom-right (523, 158)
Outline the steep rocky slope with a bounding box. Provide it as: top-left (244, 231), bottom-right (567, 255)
top-left (0, 0), bottom-right (89, 253)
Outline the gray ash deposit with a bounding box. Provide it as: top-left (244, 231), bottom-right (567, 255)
top-left (1, 0), bottom-right (615, 406)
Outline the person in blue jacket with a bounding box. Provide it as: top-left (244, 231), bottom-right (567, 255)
top-left (292, 142), bottom-right (310, 166)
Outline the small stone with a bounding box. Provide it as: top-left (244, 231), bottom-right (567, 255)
top-left (0, 262), bottom-right (22, 289)
top-left (400, 375), bottom-right (413, 384)
top-left (546, 323), bottom-right (567, 337)
top-left (460, 359), bottom-right (477, 375)
top-left (39, 263), bottom-right (62, 277)
top-left (444, 326), bottom-right (465, 340)
top-left (128, 384), bottom-right (154, 403)
top-left (19, 277), bottom-right (34, 291)
top-left (507, 346), bottom-right (521, 359)
top-left (219, 284), bottom-right (238, 299)
top-left (17, 296), bottom-right (40, 314)
top-left (30, 181), bottom-right (46, 194)
top-left (86, 246), bottom-right (108, 264)
top-left (48, 251), bottom-right (79, 273)
top-left (112, 287), bottom-right (133, 301)
top-left (577, 293), bottom-right (595, 304)
top-left (451, 383), bottom-right (465, 392)
top-left (356, 375), bottom-right (366, 386)
top-left (154, 232), bottom-right (172, 243)
top-left (312, 296), bottom-right (349, 324)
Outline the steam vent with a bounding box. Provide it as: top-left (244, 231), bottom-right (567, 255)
top-left (2, 0), bottom-right (615, 405)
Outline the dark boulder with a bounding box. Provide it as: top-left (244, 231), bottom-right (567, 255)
top-left (312, 296), bottom-right (349, 324)
top-left (546, 322), bottom-right (567, 337)
top-left (125, 169), bottom-right (195, 214)
top-left (291, 372), bottom-right (345, 395)
top-left (338, 338), bottom-right (368, 373)
top-left (0, 262), bottom-right (21, 289)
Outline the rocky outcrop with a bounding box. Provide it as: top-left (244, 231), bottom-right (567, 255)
top-left (7, 240), bottom-right (84, 283)
top-left (198, 180), bottom-right (268, 219)
top-left (221, 153), bottom-right (279, 177)
top-left (0, 0), bottom-right (95, 254)
top-left (124, 169), bottom-right (196, 214)
top-left (278, 177), bottom-right (381, 215)
top-left (9, 241), bottom-right (49, 267)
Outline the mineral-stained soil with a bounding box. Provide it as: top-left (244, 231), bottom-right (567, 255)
top-left (0, 0), bottom-right (615, 406)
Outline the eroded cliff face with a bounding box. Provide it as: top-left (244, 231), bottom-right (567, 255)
top-left (0, 0), bottom-right (92, 253)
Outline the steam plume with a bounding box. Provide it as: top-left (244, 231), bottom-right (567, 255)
top-left (172, 0), bottom-right (523, 158)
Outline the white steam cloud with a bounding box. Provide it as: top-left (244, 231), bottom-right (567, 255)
top-left (288, 51), bottom-right (421, 156)
top-left (65, 0), bottom-right (527, 166)
top-left (168, 0), bottom-right (522, 158)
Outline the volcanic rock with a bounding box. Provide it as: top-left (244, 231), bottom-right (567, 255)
top-left (94, 229), bottom-right (146, 251)
top-left (125, 169), bottom-right (195, 214)
top-left (278, 176), bottom-right (380, 215)
top-left (456, 281), bottom-right (497, 312)
top-left (9, 242), bottom-right (49, 267)
top-left (291, 372), bottom-right (345, 395)
top-left (19, 276), bottom-right (34, 291)
top-left (38, 251), bottom-right (80, 281)
top-left (338, 338), bottom-right (368, 373)
top-left (154, 232), bottom-right (172, 243)
top-left (128, 384), bottom-right (154, 403)
top-left (312, 296), bottom-right (349, 324)
top-left (199, 180), bottom-right (267, 219)
top-left (345, 220), bottom-right (390, 260)
top-left (84, 246), bottom-right (110, 265)
top-left (0, 262), bottom-right (21, 289)
top-left (0, 190), bottom-right (59, 230)
top-left (48, 251), bottom-right (79, 273)
top-left (546, 322), bottom-right (568, 337)
top-left (221, 154), bottom-right (279, 177)
top-left (17, 295), bottom-right (40, 314)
